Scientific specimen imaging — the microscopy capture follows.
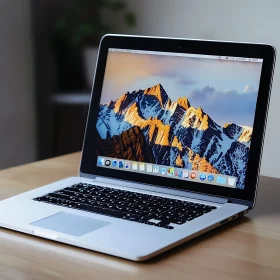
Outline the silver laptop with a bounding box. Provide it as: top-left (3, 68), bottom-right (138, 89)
top-left (0, 35), bottom-right (276, 261)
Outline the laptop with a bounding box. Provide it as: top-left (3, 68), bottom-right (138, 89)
top-left (0, 35), bottom-right (276, 261)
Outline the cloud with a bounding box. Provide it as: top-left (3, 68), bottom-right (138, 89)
top-left (155, 69), bottom-right (199, 87)
top-left (188, 86), bottom-right (258, 127)
top-left (155, 70), bottom-right (199, 87)
top-left (177, 78), bottom-right (199, 86)
top-left (243, 85), bottom-right (256, 93)
top-left (188, 85), bottom-right (215, 100)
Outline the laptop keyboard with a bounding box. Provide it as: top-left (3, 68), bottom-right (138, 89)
top-left (34, 183), bottom-right (216, 230)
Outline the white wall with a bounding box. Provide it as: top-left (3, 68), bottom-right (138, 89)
top-left (126, 0), bottom-right (280, 178)
top-left (0, 0), bottom-right (37, 169)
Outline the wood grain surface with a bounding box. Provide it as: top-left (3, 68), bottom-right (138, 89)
top-left (0, 152), bottom-right (279, 280)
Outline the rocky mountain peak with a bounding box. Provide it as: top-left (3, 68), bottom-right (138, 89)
top-left (223, 123), bottom-right (251, 145)
top-left (143, 83), bottom-right (168, 107)
top-left (182, 106), bottom-right (211, 130)
top-left (177, 97), bottom-right (191, 110)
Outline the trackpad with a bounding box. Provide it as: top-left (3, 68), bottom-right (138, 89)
top-left (31, 212), bottom-right (110, 236)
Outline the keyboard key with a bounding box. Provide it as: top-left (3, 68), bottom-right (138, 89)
top-left (156, 220), bottom-right (170, 227)
top-left (48, 193), bottom-right (70, 200)
top-left (124, 213), bottom-right (142, 221)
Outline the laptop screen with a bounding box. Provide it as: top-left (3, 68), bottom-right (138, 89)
top-left (95, 48), bottom-right (263, 190)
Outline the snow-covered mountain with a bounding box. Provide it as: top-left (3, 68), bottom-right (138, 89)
top-left (223, 123), bottom-right (252, 147)
top-left (96, 84), bottom-right (252, 189)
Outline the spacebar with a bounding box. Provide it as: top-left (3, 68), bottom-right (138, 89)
top-left (75, 203), bottom-right (124, 218)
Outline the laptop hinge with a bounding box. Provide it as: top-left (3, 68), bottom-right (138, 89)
top-left (86, 175), bottom-right (229, 205)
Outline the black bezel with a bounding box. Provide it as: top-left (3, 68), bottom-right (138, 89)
top-left (81, 34), bottom-right (276, 204)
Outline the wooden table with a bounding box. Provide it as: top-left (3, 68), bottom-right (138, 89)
top-left (0, 152), bottom-right (280, 280)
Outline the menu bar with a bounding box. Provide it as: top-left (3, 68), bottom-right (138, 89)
top-left (97, 156), bottom-right (237, 188)
top-left (109, 48), bottom-right (263, 63)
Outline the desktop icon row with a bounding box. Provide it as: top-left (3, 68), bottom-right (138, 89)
top-left (97, 157), bottom-right (236, 186)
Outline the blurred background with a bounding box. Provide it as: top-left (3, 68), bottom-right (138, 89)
top-left (0, 0), bottom-right (279, 180)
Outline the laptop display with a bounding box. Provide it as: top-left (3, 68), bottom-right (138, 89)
top-left (95, 48), bottom-right (263, 189)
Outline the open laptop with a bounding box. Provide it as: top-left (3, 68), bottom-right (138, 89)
top-left (0, 35), bottom-right (276, 261)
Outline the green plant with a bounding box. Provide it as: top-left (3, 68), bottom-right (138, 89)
top-left (54, 0), bottom-right (136, 48)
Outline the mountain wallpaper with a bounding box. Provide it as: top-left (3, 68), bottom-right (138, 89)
top-left (96, 51), bottom-right (262, 189)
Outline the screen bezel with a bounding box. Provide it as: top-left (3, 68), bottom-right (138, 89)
top-left (80, 34), bottom-right (276, 203)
